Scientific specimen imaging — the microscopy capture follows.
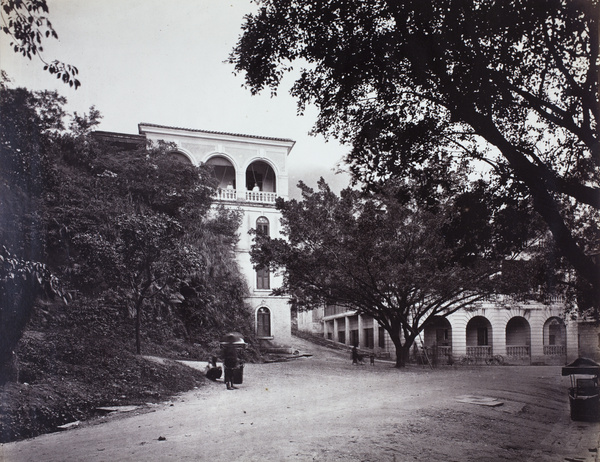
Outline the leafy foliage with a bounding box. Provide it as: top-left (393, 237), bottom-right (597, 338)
top-left (0, 246), bottom-right (67, 376)
top-left (1, 85), bottom-right (253, 374)
top-left (1, 0), bottom-right (80, 88)
top-left (251, 178), bottom-right (520, 367)
top-left (0, 81), bottom-right (70, 375)
top-left (230, 0), bottom-right (600, 317)
top-left (43, 131), bottom-right (249, 354)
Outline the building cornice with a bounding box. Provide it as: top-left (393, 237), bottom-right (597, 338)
top-left (138, 123), bottom-right (296, 153)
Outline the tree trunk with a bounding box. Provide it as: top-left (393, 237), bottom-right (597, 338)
top-left (135, 297), bottom-right (143, 355)
top-left (395, 344), bottom-right (412, 368)
top-left (389, 332), bottom-right (411, 368)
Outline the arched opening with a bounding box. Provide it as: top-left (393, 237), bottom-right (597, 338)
top-left (170, 151), bottom-right (192, 164)
top-left (505, 316), bottom-right (531, 358)
top-left (423, 316), bottom-right (452, 360)
top-left (256, 307), bottom-right (271, 338)
top-left (206, 156), bottom-right (236, 190)
top-left (256, 216), bottom-right (269, 236)
top-left (246, 161), bottom-right (276, 192)
top-left (466, 316), bottom-right (492, 359)
top-left (543, 317), bottom-right (567, 356)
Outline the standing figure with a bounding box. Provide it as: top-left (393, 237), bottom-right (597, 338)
top-left (352, 345), bottom-right (359, 365)
top-left (222, 345), bottom-right (239, 390)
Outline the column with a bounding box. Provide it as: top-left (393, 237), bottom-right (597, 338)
top-left (345, 316), bottom-right (350, 345)
top-left (448, 314), bottom-right (466, 358)
top-left (492, 324), bottom-right (506, 358)
top-left (529, 310), bottom-right (545, 362)
top-left (333, 318), bottom-right (339, 343)
top-left (566, 319), bottom-right (579, 363)
top-left (358, 314), bottom-right (364, 348)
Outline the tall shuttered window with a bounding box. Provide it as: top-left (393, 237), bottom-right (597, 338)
top-left (256, 217), bottom-right (270, 290)
top-left (257, 307), bottom-right (271, 337)
top-left (256, 266), bottom-right (270, 290)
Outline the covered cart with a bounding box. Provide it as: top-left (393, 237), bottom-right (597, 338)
top-left (220, 332), bottom-right (246, 385)
top-left (561, 357), bottom-right (599, 421)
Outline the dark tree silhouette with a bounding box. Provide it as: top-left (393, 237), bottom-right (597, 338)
top-left (1, 0), bottom-right (79, 87)
top-left (230, 0), bottom-right (599, 316)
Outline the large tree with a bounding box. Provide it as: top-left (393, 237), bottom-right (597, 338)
top-left (0, 79), bottom-right (68, 375)
top-left (1, 84), bottom-right (251, 364)
top-left (230, 0), bottom-right (600, 316)
top-left (251, 178), bottom-right (527, 367)
top-left (44, 131), bottom-right (247, 354)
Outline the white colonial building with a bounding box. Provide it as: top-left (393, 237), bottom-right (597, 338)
top-left (127, 123), bottom-right (296, 350)
top-left (298, 298), bottom-right (600, 365)
top-left (94, 124), bottom-right (599, 362)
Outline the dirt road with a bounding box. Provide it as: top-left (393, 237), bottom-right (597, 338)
top-left (1, 338), bottom-right (598, 461)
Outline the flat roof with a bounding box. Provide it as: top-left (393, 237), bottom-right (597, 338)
top-left (138, 123), bottom-right (295, 145)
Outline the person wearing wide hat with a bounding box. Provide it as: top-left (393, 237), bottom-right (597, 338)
top-left (222, 344), bottom-right (239, 390)
top-left (220, 332), bottom-right (245, 390)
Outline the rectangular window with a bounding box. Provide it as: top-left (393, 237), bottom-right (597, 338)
top-left (350, 329), bottom-right (359, 347)
top-left (256, 267), bottom-right (270, 290)
top-left (364, 328), bottom-right (374, 349)
top-left (379, 327), bottom-right (386, 349)
top-left (338, 331), bottom-right (346, 344)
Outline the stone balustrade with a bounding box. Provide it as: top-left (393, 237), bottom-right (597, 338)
top-left (506, 345), bottom-right (530, 357)
top-left (543, 345), bottom-right (566, 356)
top-left (467, 346), bottom-right (492, 358)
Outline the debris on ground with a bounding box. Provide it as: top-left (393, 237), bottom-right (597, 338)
top-left (57, 421), bottom-right (80, 430)
top-left (455, 395), bottom-right (504, 407)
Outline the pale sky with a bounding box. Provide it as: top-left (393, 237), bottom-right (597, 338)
top-left (0, 0), bottom-right (351, 194)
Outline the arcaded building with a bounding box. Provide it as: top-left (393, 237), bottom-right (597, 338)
top-left (297, 297), bottom-right (599, 365)
top-left (99, 124), bottom-right (296, 350)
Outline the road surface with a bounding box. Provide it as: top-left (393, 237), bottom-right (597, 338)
top-left (1, 338), bottom-right (598, 461)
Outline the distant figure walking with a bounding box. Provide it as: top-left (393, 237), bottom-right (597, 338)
top-left (222, 345), bottom-right (239, 390)
top-left (352, 346), bottom-right (364, 365)
top-left (369, 353), bottom-right (375, 366)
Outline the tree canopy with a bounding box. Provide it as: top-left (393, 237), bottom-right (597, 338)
top-left (230, 0), bottom-right (600, 316)
top-left (251, 178), bottom-right (531, 367)
top-left (42, 118), bottom-right (250, 354)
top-left (1, 84), bottom-right (251, 371)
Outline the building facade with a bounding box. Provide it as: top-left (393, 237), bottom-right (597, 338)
top-left (298, 297), bottom-right (599, 364)
top-left (131, 123), bottom-right (295, 349)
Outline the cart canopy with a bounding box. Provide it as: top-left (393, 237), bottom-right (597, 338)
top-left (561, 357), bottom-right (600, 376)
top-left (220, 331), bottom-right (246, 345)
